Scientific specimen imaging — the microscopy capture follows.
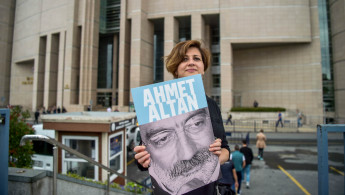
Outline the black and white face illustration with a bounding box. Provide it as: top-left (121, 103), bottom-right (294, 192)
top-left (141, 107), bottom-right (219, 194)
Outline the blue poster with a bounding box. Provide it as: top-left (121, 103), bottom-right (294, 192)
top-left (131, 74), bottom-right (220, 195)
top-left (131, 74), bottom-right (207, 125)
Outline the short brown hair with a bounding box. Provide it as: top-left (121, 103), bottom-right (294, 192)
top-left (165, 40), bottom-right (211, 78)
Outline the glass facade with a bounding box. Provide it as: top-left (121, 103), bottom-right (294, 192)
top-left (318, 0), bottom-right (335, 112)
top-left (211, 23), bottom-right (221, 106)
top-left (97, 92), bottom-right (112, 107)
top-left (98, 36), bottom-right (114, 89)
top-left (153, 19), bottom-right (164, 83)
top-left (100, 0), bottom-right (121, 34)
top-left (177, 17), bottom-right (191, 42)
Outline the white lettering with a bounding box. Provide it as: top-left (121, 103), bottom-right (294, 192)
top-left (158, 103), bottom-right (170, 119)
top-left (164, 83), bottom-right (179, 101)
top-left (177, 81), bottom-right (188, 98)
top-left (153, 86), bottom-right (166, 103)
top-left (177, 98), bottom-right (188, 115)
top-left (187, 95), bottom-right (199, 111)
top-left (149, 105), bottom-right (161, 122)
top-left (143, 89), bottom-right (155, 107)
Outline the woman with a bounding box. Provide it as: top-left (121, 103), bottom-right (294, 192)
top-left (256, 129), bottom-right (267, 160)
top-left (134, 40), bottom-right (230, 194)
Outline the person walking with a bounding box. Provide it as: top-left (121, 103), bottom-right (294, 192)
top-left (230, 145), bottom-right (245, 195)
top-left (276, 111), bottom-right (284, 128)
top-left (226, 112), bottom-right (233, 125)
top-left (240, 139), bottom-right (253, 189)
top-left (34, 109), bottom-right (40, 124)
top-left (253, 100), bottom-right (258, 108)
top-left (217, 159), bottom-right (239, 195)
top-left (256, 129), bottom-right (266, 160)
top-left (297, 110), bottom-right (303, 127)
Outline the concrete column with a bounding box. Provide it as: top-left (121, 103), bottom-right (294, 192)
top-left (164, 16), bottom-right (178, 81)
top-left (63, 0), bottom-right (79, 108)
top-left (79, 0), bottom-right (99, 106)
top-left (332, 0), bottom-right (345, 123)
top-left (191, 13), bottom-right (205, 41)
top-left (220, 40), bottom-right (233, 113)
top-left (33, 36), bottom-right (47, 111)
top-left (118, 0), bottom-right (131, 109)
top-left (57, 31), bottom-right (66, 108)
top-left (129, 0), bottom-right (154, 95)
top-left (43, 34), bottom-right (52, 108)
top-left (112, 34), bottom-right (119, 106)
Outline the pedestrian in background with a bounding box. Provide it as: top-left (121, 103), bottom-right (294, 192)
top-left (256, 129), bottom-right (266, 160)
top-left (42, 106), bottom-right (46, 114)
top-left (253, 100), bottom-right (258, 108)
top-left (240, 139), bottom-right (253, 189)
top-left (34, 109), bottom-right (40, 124)
top-left (226, 112), bottom-right (233, 125)
top-left (230, 145), bottom-right (245, 195)
top-left (217, 159), bottom-right (238, 195)
top-left (297, 110), bottom-right (303, 127)
top-left (276, 111), bottom-right (284, 128)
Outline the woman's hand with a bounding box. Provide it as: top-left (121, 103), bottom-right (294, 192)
top-left (209, 138), bottom-right (229, 165)
top-left (209, 138), bottom-right (222, 156)
top-left (133, 145), bottom-right (151, 168)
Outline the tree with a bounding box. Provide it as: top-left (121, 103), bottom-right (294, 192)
top-left (8, 106), bottom-right (35, 168)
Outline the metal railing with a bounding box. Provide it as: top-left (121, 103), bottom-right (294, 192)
top-left (225, 119), bottom-right (311, 132)
top-left (20, 135), bottom-right (151, 195)
top-left (317, 124), bottom-right (345, 195)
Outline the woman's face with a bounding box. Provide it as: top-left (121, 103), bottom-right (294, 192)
top-left (176, 47), bottom-right (205, 78)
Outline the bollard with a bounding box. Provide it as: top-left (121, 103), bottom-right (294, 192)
top-left (0, 109), bottom-right (9, 195)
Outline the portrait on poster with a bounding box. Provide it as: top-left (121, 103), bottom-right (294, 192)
top-left (131, 74), bottom-right (220, 195)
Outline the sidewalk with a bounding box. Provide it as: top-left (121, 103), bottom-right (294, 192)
top-left (224, 124), bottom-right (316, 133)
top-left (225, 129), bottom-right (344, 146)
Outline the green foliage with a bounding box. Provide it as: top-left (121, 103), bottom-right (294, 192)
top-left (66, 173), bottom-right (149, 194)
top-left (125, 182), bottom-right (146, 193)
top-left (231, 107), bottom-right (286, 112)
top-left (9, 106), bottom-right (35, 168)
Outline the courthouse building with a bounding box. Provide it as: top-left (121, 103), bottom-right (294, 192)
top-left (1, 0), bottom-right (344, 123)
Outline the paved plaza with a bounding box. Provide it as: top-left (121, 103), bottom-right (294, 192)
top-left (127, 132), bottom-right (345, 195)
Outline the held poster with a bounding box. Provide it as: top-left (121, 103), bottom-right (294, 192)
top-left (131, 74), bottom-right (220, 195)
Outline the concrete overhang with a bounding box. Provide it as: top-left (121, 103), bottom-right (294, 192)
top-left (41, 112), bottom-right (137, 132)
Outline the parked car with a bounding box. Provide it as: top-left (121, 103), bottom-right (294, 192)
top-left (32, 124), bottom-right (55, 171)
top-left (126, 125), bottom-right (141, 151)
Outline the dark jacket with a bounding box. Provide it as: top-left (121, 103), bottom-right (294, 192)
top-left (206, 96), bottom-right (230, 153)
top-left (239, 146), bottom-right (253, 165)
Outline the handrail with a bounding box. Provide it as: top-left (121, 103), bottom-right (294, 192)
top-left (20, 135), bottom-right (151, 192)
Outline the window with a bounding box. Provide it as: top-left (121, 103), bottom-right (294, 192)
top-left (109, 131), bottom-right (124, 181)
top-left (153, 19), bottom-right (164, 83)
top-left (98, 36), bottom-right (114, 89)
top-left (212, 53), bottom-right (220, 66)
top-left (213, 74), bottom-right (220, 88)
top-left (97, 92), bottom-right (112, 107)
top-left (62, 136), bottom-right (99, 180)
